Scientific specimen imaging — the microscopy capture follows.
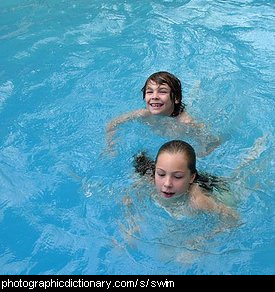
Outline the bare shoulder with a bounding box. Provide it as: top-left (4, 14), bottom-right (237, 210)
top-left (177, 111), bottom-right (193, 123)
top-left (190, 184), bottom-right (238, 219)
top-left (190, 184), bottom-right (215, 210)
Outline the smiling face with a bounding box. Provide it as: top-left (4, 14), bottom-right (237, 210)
top-left (144, 80), bottom-right (179, 116)
top-left (154, 152), bottom-right (196, 199)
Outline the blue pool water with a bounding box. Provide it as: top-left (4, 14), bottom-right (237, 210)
top-left (0, 0), bottom-right (274, 275)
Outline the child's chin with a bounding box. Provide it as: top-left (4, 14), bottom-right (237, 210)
top-left (149, 110), bottom-right (162, 115)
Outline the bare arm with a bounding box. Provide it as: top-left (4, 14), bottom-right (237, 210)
top-left (107, 109), bottom-right (149, 132)
top-left (106, 109), bottom-right (149, 155)
top-left (190, 185), bottom-right (238, 220)
top-left (185, 183), bottom-right (241, 250)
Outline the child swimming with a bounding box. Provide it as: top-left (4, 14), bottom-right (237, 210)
top-left (133, 140), bottom-right (237, 218)
top-left (106, 71), bottom-right (221, 156)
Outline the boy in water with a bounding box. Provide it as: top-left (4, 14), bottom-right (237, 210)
top-left (106, 71), bottom-right (220, 156)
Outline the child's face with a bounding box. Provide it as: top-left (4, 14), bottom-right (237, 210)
top-left (144, 80), bottom-right (178, 116)
top-left (154, 152), bottom-right (195, 199)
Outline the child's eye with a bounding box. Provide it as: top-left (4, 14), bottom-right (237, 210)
top-left (174, 175), bottom-right (184, 179)
top-left (157, 172), bottom-right (165, 177)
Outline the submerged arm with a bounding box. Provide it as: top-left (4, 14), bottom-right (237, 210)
top-left (210, 197), bottom-right (238, 219)
top-left (178, 112), bottom-right (222, 157)
top-left (106, 109), bottom-right (149, 155)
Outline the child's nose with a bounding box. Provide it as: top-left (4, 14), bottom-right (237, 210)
top-left (152, 90), bottom-right (159, 99)
top-left (164, 176), bottom-right (173, 187)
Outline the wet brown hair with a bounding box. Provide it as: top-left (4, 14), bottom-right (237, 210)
top-left (133, 140), bottom-right (229, 192)
top-left (141, 71), bottom-right (186, 117)
top-left (133, 140), bottom-right (196, 179)
top-left (156, 140), bottom-right (196, 174)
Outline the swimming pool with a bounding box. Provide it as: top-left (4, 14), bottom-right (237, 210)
top-left (0, 0), bottom-right (274, 275)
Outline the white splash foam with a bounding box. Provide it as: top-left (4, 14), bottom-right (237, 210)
top-left (0, 81), bottom-right (14, 110)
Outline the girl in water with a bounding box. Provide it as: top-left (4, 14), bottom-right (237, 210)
top-left (133, 140), bottom-right (237, 218)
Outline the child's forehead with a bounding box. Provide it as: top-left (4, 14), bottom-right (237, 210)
top-left (156, 152), bottom-right (189, 169)
top-left (157, 152), bottom-right (187, 161)
top-left (146, 80), bottom-right (170, 88)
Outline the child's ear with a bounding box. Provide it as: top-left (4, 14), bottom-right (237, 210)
top-left (175, 98), bottom-right (180, 104)
top-left (190, 173), bottom-right (196, 184)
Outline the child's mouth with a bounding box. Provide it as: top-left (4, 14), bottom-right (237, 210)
top-left (150, 103), bottom-right (163, 108)
top-left (161, 191), bottom-right (175, 198)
